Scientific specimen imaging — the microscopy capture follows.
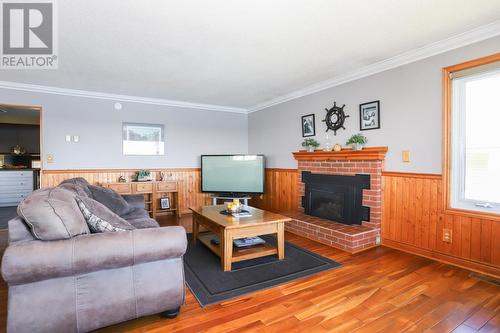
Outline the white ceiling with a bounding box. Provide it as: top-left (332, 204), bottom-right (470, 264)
top-left (2, 0), bottom-right (500, 110)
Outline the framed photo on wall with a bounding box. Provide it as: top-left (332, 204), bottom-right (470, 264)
top-left (160, 197), bottom-right (170, 209)
top-left (301, 114), bottom-right (316, 137)
top-left (359, 101), bottom-right (380, 131)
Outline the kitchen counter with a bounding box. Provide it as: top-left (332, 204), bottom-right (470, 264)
top-left (0, 168), bottom-right (40, 171)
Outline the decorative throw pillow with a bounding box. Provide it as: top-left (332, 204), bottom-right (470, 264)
top-left (88, 185), bottom-right (133, 216)
top-left (75, 196), bottom-right (135, 233)
top-left (17, 187), bottom-right (90, 241)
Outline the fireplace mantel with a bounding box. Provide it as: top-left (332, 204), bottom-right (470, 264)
top-left (293, 146), bottom-right (388, 161)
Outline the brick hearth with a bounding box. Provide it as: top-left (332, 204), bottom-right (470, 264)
top-left (286, 147), bottom-right (387, 253)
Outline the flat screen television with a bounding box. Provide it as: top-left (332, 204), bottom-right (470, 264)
top-left (201, 155), bottom-right (265, 194)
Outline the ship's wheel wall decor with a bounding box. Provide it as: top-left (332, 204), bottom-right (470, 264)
top-left (322, 102), bottom-right (349, 135)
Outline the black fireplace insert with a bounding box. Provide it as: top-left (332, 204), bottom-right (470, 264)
top-left (301, 171), bottom-right (370, 225)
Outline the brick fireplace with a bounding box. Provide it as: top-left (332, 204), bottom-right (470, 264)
top-left (285, 147), bottom-right (387, 253)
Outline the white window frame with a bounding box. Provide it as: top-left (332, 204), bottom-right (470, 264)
top-left (122, 122), bottom-right (165, 156)
top-left (450, 68), bottom-right (500, 214)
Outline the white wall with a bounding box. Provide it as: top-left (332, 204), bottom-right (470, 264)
top-left (0, 89), bottom-right (248, 169)
top-left (2, 35), bottom-right (499, 172)
top-left (248, 36), bottom-right (500, 173)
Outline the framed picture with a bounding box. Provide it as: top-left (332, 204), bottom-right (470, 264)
top-left (301, 114), bottom-right (316, 137)
top-left (160, 197), bottom-right (170, 209)
top-left (359, 101), bottom-right (380, 131)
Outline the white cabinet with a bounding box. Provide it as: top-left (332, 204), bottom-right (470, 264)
top-left (0, 171), bottom-right (33, 207)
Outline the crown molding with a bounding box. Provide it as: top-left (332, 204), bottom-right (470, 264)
top-left (0, 81), bottom-right (249, 114)
top-left (248, 20), bottom-right (500, 113)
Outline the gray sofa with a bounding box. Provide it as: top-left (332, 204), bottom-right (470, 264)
top-left (1, 178), bottom-right (187, 333)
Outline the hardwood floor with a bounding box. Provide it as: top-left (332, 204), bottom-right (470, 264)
top-left (0, 216), bottom-right (499, 332)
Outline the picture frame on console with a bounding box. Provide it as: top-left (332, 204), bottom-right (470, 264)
top-left (359, 101), bottom-right (380, 131)
top-left (302, 114), bottom-right (316, 137)
top-left (160, 197), bottom-right (170, 209)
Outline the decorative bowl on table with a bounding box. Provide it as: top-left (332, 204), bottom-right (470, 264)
top-left (226, 200), bottom-right (242, 214)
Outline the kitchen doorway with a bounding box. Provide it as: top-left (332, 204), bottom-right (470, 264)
top-left (0, 104), bottom-right (42, 229)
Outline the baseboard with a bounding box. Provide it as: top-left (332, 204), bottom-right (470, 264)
top-left (382, 238), bottom-right (500, 279)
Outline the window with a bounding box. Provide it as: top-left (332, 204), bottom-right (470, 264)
top-left (122, 123), bottom-right (164, 155)
top-left (448, 58), bottom-right (500, 214)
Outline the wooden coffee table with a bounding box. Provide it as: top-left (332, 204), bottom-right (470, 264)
top-left (189, 205), bottom-right (291, 271)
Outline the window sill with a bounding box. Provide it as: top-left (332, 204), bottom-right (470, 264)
top-left (444, 206), bottom-right (500, 222)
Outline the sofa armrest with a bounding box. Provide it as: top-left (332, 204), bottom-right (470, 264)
top-left (1, 226), bottom-right (187, 285)
top-left (8, 217), bottom-right (35, 243)
top-left (122, 194), bottom-right (145, 209)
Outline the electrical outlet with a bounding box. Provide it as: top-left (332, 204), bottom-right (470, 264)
top-left (73, 135), bottom-right (79, 143)
top-left (46, 154), bottom-right (54, 163)
top-left (65, 135), bottom-right (71, 142)
top-left (443, 228), bottom-right (452, 243)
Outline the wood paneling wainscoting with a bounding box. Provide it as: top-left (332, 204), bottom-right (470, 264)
top-left (249, 168), bottom-right (500, 277)
top-left (43, 168), bottom-right (298, 215)
top-left (42, 168), bottom-right (500, 276)
top-left (41, 169), bottom-right (212, 215)
top-left (382, 171), bottom-right (500, 278)
top-left (249, 168), bottom-right (298, 213)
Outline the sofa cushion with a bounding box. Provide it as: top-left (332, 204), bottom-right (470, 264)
top-left (119, 207), bottom-right (150, 220)
top-left (76, 197), bottom-right (135, 233)
top-left (127, 217), bottom-right (160, 229)
top-left (58, 183), bottom-right (82, 196)
top-left (17, 187), bottom-right (90, 241)
top-left (119, 207), bottom-right (159, 228)
top-left (122, 194), bottom-right (145, 210)
top-left (88, 185), bottom-right (133, 216)
top-left (59, 177), bottom-right (92, 197)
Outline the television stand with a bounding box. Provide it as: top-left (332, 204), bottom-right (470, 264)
top-left (212, 195), bottom-right (251, 206)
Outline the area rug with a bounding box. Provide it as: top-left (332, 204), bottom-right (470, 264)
top-left (184, 234), bottom-right (341, 306)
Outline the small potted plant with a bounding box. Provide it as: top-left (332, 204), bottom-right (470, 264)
top-left (302, 138), bottom-right (320, 152)
top-left (346, 133), bottom-right (367, 151)
top-left (135, 170), bottom-right (152, 182)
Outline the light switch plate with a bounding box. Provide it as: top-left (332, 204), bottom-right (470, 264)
top-left (65, 135), bottom-right (71, 142)
top-left (402, 150), bottom-right (410, 162)
top-left (47, 154), bottom-right (54, 163)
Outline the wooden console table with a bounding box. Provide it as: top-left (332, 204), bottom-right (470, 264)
top-left (102, 181), bottom-right (181, 218)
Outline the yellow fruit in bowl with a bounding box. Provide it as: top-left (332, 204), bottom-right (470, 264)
top-left (226, 201), bottom-right (241, 213)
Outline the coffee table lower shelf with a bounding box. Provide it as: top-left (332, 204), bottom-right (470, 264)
top-left (197, 232), bottom-right (278, 263)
